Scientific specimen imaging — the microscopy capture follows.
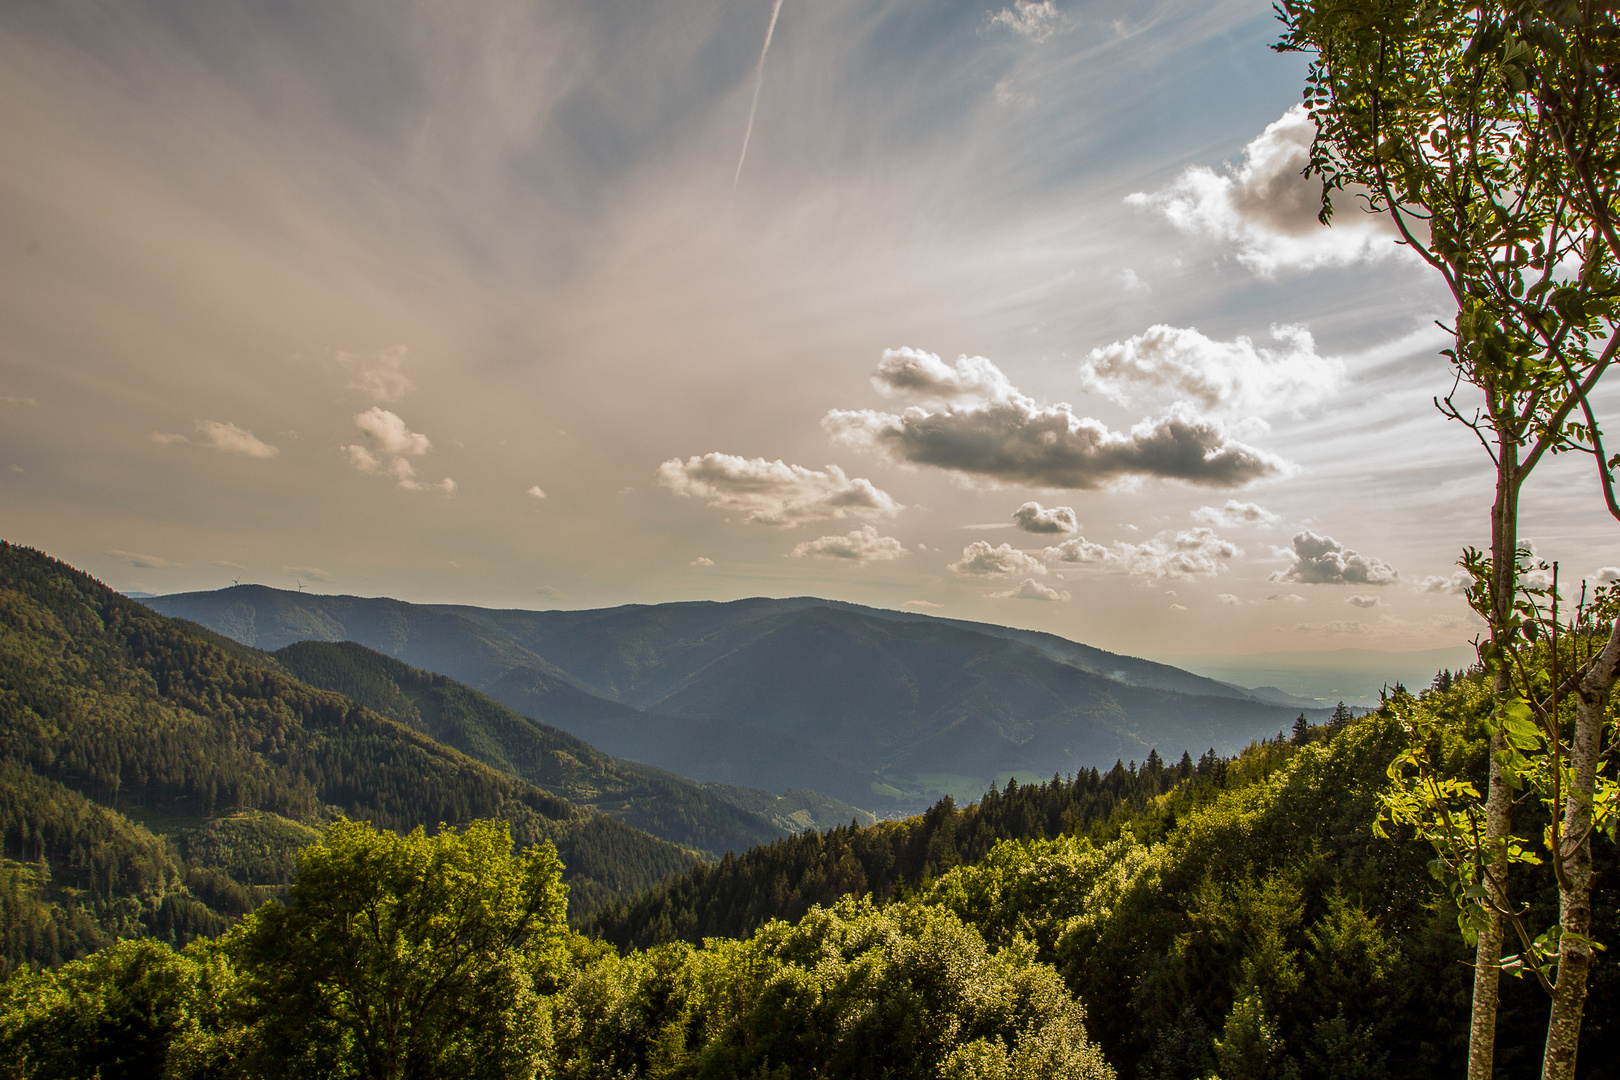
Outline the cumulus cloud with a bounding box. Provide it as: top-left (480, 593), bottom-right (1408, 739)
top-left (988, 577), bottom-right (1070, 601)
top-left (527, 485), bottom-right (547, 499)
top-left (1598, 567), bottom-right (1620, 585)
top-left (1045, 526), bottom-right (1242, 582)
top-left (949, 541), bottom-right (1047, 578)
top-left (871, 348), bottom-right (1018, 405)
top-left (1079, 324), bottom-right (1344, 415)
top-left (657, 453), bottom-right (901, 526)
top-left (107, 549), bottom-right (170, 569)
top-left (1347, 594), bottom-right (1381, 608)
top-left (1267, 592), bottom-right (1307, 603)
top-left (342, 409), bottom-right (452, 491)
top-left (1126, 105), bottom-right (1399, 274)
top-left (1217, 593), bottom-right (1242, 605)
top-left (990, 0), bottom-right (1060, 42)
top-left (153, 420), bottom-right (279, 458)
top-left (352, 407), bottom-right (431, 455)
top-left (1193, 500), bottom-right (1281, 529)
top-left (691, 556), bottom-right (714, 567)
top-left (1417, 571), bottom-right (1471, 596)
top-left (904, 599), bottom-right (944, 609)
top-left (1271, 531), bottom-right (1400, 586)
top-left (791, 524), bottom-right (910, 562)
top-left (1012, 501), bottom-right (1078, 534)
top-left (827, 358), bottom-right (1286, 489)
top-left (338, 345), bottom-right (413, 402)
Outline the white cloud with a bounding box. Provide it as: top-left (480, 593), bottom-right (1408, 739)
top-left (342, 409), bottom-right (452, 491)
top-left (1079, 324), bottom-right (1343, 415)
top-left (1271, 531), bottom-right (1400, 586)
top-left (195, 420), bottom-right (279, 458)
top-left (828, 356), bottom-right (1286, 490)
top-left (338, 344), bottom-right (413, 402)
top-left (871, 347), bottom-right (1018, 405)
top-left (3, 395), bottom-right (39, 407)
top-left (1169, 602), bottom-right (1188, 611)
top-left (690, 556), bottom-right (714, 567)
top-left (791, 524), bottom-right (910, 562)
top-left (281, 564), bottom-right (332, 582)
top-left (903, 599), bottom-right (944, 609)
top-left (1193, 499), bottom-right (1280, 529)
top-left (1266, 592), bottom-right (1307, 603)
top-left (527, 485), bottom-right (547, 499)
top-left (1417, 571), bottom-right (1471, 596)
top-left (1012, 501), bottom-right (1078, 534)
top-left (107, 549), bottom-right (170, 569)
top-left (990, 0), bottom-right (1060, 43)
top-left (352, 407), bottom-right (431, 455)
top-left (949, 541), bottom-right (1047, 577)
top-left (988, 577), bottom-right (1070, 601)
top-left (1044, 526), bottom-right (1242, 582)
top-left (1127, 105), bottom-right (1401, 274)
top-left (152, 420), bottom-right (279, 458)
top-left (1598, 567), bottom-right (1620, 585)
top-left (657, 453), bottom-right (901, 526)
top-left (1217, 593), bottom-right (1241, 605)
top-left (1347, 594), bottom-right (1381, 608)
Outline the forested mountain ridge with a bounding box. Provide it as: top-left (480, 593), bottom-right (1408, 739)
top-left (148, 587), bottom-right (1329, 813)
top-left (272, 640), bottom-right (870, 853)
top-left (0, 542), bottom-right (698, 974)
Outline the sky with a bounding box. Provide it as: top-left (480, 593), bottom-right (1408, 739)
top-left (4, 0), bottom-right (1618, 669)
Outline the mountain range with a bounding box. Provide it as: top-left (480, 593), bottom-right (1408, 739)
top-left (147, 586), bottom-right (1332, 813)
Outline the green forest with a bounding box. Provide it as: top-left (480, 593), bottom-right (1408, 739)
top-left (4, 540), bottom-right (1618, 1077)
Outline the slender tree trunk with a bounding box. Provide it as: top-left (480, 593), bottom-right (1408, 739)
top-left (1541, 617), bottom-right (1620, 1078)
top-left (1470, 445), bottom-right (1521, 1080)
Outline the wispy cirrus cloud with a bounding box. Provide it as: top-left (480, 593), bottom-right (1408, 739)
top-left (152, 420), bottom-right (278, 458)
top-left (657, 453), bottom-right (900, 527)
top-left (107, 548), bottom-right (172, 569)
top-left (989, 1), bottom-right (1061, 43)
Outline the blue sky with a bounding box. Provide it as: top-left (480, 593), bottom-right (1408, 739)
top-left (4, 0), bottom-right (1616, 664)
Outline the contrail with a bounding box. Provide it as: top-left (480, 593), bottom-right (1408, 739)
top-left (733, 0), bottom-right (786, 190)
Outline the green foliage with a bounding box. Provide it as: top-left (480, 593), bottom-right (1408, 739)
top-left (554, 897), bottom-right (1113, 1080)
top-left (233, 818), bottom-right (568, 1080)
top-left (0, 540), bottom-right (698, 966)
top-left (1378, 612), bottom-right (1620, 992)
top-left (917, 716), bottom-right (1491, 1077)
top-left (0, 935), bottom-right (242, 1080)
top-left (585, 753), bottom-right (1204, 951)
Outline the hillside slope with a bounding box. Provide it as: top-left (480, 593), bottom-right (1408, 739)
top-left (272, 640), bottom-right (867, 854)
top-left (0, 542), bottom-right (697, 972)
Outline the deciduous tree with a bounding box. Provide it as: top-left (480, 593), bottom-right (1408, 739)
top-left (1277, 1), bottom-right (1620, 1075)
